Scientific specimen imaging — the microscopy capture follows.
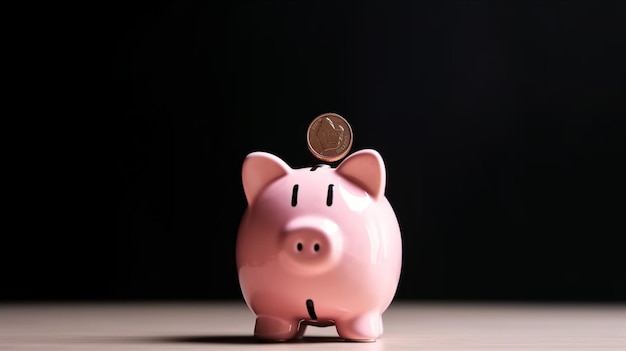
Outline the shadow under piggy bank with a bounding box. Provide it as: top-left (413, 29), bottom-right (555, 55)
top-left (155, 334), bottom-right (346, 343)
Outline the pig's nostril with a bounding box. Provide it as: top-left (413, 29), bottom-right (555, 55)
top-left (297, 242), bottom-right (303, 251)
top-left (314, 243), bottom-right (320, 252)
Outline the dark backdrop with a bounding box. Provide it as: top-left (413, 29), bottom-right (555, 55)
top-left (5, 0), bottom-right (625, 302)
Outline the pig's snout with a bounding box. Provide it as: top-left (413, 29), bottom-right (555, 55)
top-left (279, 216), bottom-right (343, 275)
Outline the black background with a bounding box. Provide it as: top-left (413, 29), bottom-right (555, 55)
top-left (5, 0), bottom-right (625, 302)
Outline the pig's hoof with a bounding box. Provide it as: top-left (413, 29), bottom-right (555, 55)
top-left (254, 316), bottom-right (298, 341)
top-left (335, 313), bottom-right (382, 342)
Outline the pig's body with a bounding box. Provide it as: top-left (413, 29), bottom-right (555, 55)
top-left (236, 150), bottom-right (402, 341)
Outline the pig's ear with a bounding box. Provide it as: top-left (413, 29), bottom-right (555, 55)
top-left (242, 151), bottom-right (292, 204)
top-left (336, 149), bottom-right (386, 200)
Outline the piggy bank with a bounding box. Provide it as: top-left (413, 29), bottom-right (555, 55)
top-left (236, 149), bottom-right (402, 342)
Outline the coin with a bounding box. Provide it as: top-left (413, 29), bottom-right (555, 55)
top-left (306, 113), bottom-right (353, 162)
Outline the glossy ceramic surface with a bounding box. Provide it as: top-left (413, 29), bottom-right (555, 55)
top-left (236, 149), bottom-right (402, 341)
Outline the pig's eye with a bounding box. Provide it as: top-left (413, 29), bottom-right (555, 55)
top-left (326, 184), bottom-right (334, 206)
top-left (291, 184), bottom-right (299, 207)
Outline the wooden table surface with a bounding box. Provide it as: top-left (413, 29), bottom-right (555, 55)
top-left (1, 301), bottom-right (624, 350)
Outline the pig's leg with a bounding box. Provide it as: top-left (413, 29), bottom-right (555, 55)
top-left (335, 312), bottom-right (382, 342)
top-left (254, 315), bottom-right (299, 341)
top-left (294, 322), bottom-right (308, 338)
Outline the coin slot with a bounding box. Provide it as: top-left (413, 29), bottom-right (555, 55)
top-left (291, 184), bottom-right (299, 207)
top-left (326, 184), bottom-right (334, 206)
top-left (310, 164), bottom-right (330, 171)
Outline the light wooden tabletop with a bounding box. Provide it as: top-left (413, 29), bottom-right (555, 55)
top-left (1, 301), bottom-right (624, 350)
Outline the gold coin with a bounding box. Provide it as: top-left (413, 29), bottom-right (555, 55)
top-left (306, 113), bottom-right (353, 162)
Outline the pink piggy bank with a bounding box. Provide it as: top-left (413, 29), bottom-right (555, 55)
top-left (236, 149), bottom-right (402, 342)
